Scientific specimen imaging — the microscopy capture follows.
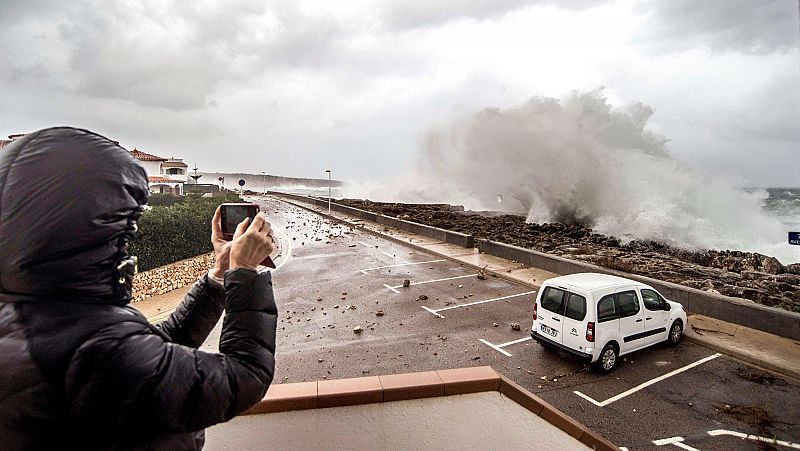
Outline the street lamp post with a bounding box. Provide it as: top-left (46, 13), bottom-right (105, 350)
top-left (262, 171), bottom-right (267, 195)
top-left (325, 169), bottom-right (331, 214)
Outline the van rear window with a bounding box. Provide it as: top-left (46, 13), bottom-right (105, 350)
top-left (564, 293), bottom-right (587, 321)
top-left (540, 287), bottom-right (566, 314)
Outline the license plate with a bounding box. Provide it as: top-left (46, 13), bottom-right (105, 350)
top-left (541, 324), bottom-right (558, 338)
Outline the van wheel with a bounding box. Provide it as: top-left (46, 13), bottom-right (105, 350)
top-left (667, 320), bottom-right (683, 346)
top-left (594, 344), bottom-right (617, 374)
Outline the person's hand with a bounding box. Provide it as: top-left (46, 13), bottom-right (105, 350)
top-left (210, 206), bottom-right (232, 279)
top-left (229, 212), bottom-right (274, 271)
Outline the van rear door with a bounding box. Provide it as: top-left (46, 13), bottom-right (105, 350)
top-left (537, 286), bottom-right (567, 345)
top-left (560, 291), bottom-right (589, 353)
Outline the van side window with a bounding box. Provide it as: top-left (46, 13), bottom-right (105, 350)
top-left (597, 295), bottom-right (617, 322)
top-left (641, 289), bottom-right (663, 311)
top-left (617, 291), bottom-right (640, 318)
top-left (540, 287), bottom-right (566, 314)
top-left (564, 293), bottom-right (586, 321)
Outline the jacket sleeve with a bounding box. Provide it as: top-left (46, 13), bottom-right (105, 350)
top-left (64, 269), bottom-right (277, 436)
top-left (156, 272), bottom-right (226, 348)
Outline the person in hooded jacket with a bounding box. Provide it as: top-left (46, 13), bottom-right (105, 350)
top-left (0, 127), bottom-right (278, 450)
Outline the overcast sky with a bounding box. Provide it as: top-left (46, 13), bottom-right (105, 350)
top-left (1, 0), bottom-right (798, 186)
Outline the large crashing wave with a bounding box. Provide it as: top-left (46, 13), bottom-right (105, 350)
top-left (345, 91), bottom-right (798, 263)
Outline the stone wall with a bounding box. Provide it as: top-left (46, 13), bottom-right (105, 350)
top-left (132, 253), bottom-right (214, 303)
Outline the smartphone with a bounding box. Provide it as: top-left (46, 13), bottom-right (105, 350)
top-left (219, 203), bottom-right (276, 268)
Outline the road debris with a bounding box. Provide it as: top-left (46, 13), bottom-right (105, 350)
top-left (353, 326), bottom-right (364, 334)
top-left (477, 266), bottom-right (487, 280)
top-left (511, 323), bottom-right (521, 331)
top-left (402, 279), bottom-right (411, 288)
top-left (418, 294), bottom-right (428, 301)
top-left (375, 310), bottom-right (385, 316)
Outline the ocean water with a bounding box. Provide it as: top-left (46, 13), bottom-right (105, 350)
top-left (273, 186), bottom-right (343, 198)
top-left (761, 188), bottom-right (800, 233)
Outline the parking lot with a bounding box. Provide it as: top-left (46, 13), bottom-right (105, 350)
top-left (204, 197), bottom-right (800, 450)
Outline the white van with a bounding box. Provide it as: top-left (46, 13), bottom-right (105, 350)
top-left (530, 273), bottom-right (687, 373)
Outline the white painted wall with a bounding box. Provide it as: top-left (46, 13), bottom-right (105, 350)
top-left (139, 160), bottom-right (162, 177)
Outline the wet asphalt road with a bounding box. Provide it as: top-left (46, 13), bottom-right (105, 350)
top-left (204, 197), bottom-right (800, 451)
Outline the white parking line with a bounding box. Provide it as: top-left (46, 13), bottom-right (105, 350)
top-left (479, 336), bottom-right (533, 356)
top-left (388, 273), bottom-right (477, 290)
top-left (295, 251), bottom-right (357, 261)
top-left (497, 336), bottom-right (533, 348)
top-left (357, 241), bottom-right (372, 248)
top-left (652, 437), bottom-right (700, 451)
top-left (435, 291), bottom-right (537, 313)
top-left (479, 339), bottom-right (513, 357)
top-left (707, 429), bottom-right (800, 449)
top-left (383, 284), bottom-right (400, 294)
top-left (358, 259), bottom-right (446, 275)
top-left (574, 353), bottom-right (722, 407)
top-left (421, 306), bottom-right (444, 318)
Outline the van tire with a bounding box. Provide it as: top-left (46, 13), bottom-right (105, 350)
top-left (667, 320), bottom-right (683, 346)
top-left (594, 344), bottom-right (618, 374)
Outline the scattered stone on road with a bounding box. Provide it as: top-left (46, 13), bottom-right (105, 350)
top-left (375, 310), bottom-right (385, 316)
top-left (418, 294), bottom-right (428, 301)
top-left (493, 322), bottom-right (499, 327)
top-left (353, 326), bottom-right (364, 334)
top-left (402, 279), bottom-right (411, 288)
top-left (511, 323), bottom-right (521, 331)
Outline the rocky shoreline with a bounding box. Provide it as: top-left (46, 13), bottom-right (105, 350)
top-left (337, 199), bottom-right (800, 313)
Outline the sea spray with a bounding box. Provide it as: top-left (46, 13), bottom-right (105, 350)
top-left (345, 90), bottom-right (798, 264)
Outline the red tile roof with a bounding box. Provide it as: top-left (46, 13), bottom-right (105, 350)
top-left (148, 176), bottom-right (184, 183)
top-left (131, 148), bottom-right (167, 161)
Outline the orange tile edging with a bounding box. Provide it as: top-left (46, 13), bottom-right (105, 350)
top-left (243, 366), bottom-right (618, 450)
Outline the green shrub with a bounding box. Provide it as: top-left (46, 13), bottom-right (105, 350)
top-left (147, 193), bottom-right (185, 207)
top-left (130, 192), bottom-right (243, 271)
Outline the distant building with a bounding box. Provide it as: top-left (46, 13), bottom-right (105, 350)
top-left (130, 148), bottom-right (188, 195)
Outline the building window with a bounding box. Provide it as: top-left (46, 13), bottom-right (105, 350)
top-left (166, 168), bottom-right (184, 175)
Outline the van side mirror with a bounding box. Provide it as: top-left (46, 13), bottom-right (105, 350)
top-left (661, 300), bottom-right (671, 311)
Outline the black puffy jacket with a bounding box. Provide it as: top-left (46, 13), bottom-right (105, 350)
top-left (0, 127), bottom-right (277, 450)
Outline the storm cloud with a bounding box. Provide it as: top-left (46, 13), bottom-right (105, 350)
top-left (0, 0), bottom-right (797, 188)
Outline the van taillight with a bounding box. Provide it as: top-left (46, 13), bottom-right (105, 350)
top-left (533, 302), bottom-right (538, 321)
top-left (586, 322), bottom-right (595, 342)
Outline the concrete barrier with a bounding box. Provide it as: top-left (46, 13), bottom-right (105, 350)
top-left (477, 239), bottom-right (800, 341)
top-left (270, 192), bottom-right (474, 248)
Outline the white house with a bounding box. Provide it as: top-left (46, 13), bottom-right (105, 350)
top-left (130, 148), bottom-right (188, 195)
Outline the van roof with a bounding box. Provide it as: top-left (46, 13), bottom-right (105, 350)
top-left (544, 273), bottom-right (641, 291)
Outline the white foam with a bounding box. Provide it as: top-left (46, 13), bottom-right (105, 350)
top-left (344, 91), bottom-right (799, 264)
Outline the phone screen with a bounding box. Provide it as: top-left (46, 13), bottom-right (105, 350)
top-left (222, 205), bottom-right (256, 234)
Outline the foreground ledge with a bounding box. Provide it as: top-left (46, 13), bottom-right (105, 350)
top-left (218, 367), bottom-right (617, 450)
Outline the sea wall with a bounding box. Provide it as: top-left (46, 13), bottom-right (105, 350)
top-left (477, 239), bottom-right (800, 341)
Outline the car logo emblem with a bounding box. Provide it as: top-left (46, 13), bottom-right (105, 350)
top-left (570, 328), bottom-right (578, 336)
